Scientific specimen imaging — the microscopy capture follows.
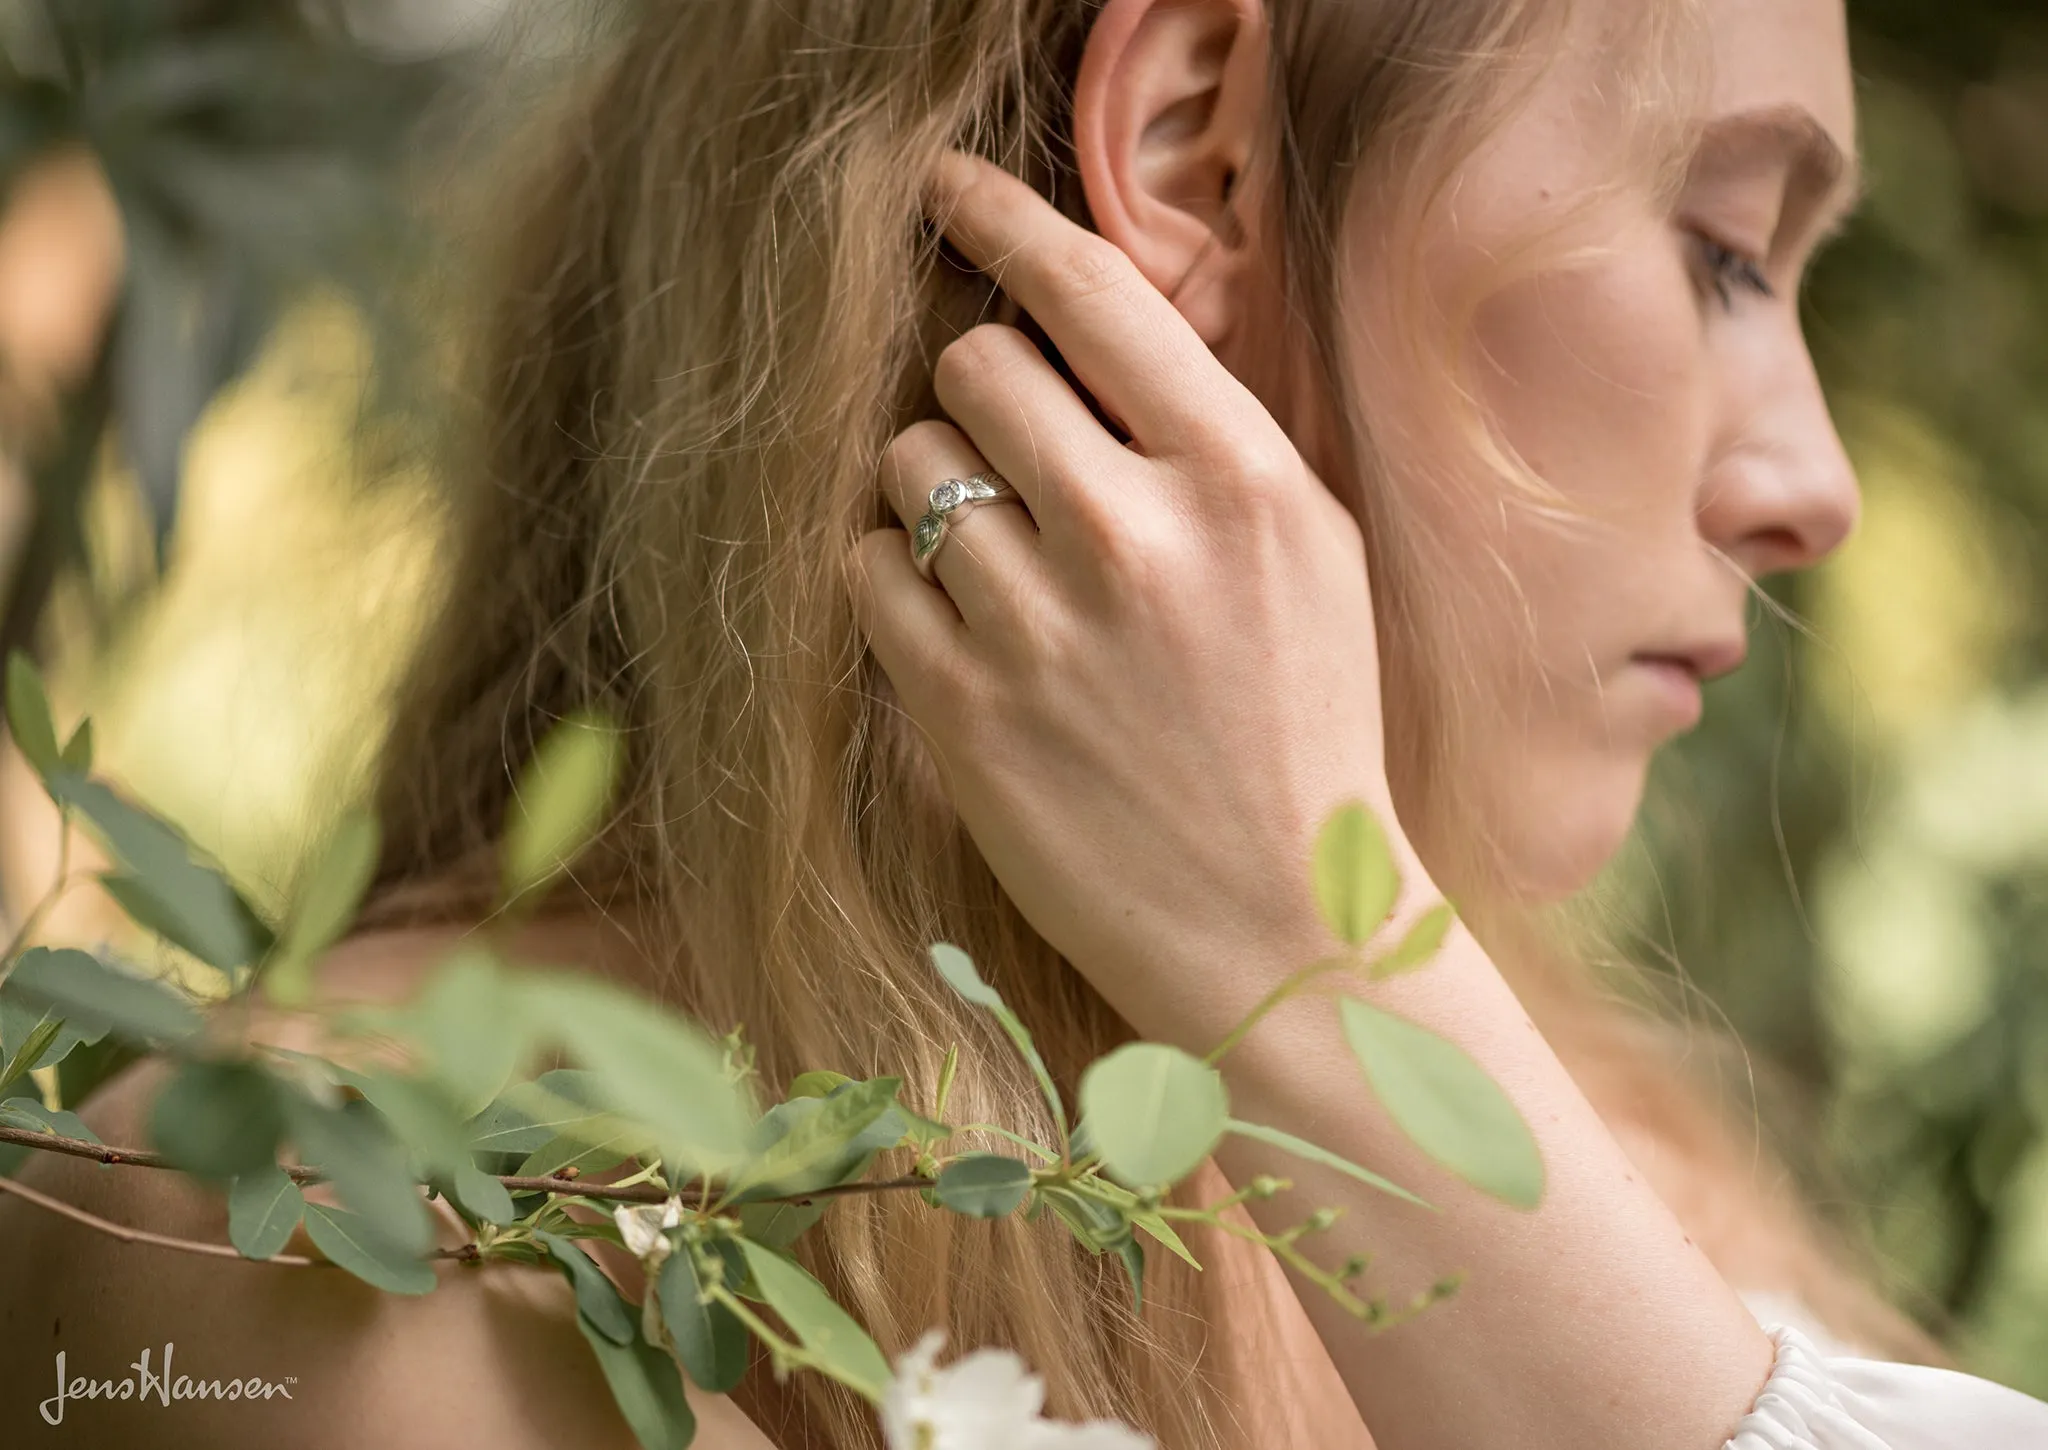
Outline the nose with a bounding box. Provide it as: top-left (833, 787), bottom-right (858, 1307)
top-left (1695, 334), bottom-right (1860, 581)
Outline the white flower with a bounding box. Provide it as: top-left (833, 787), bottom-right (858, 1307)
top-left (881, 1331), bottom-right (1155, 1450)
top-left (614, 1196), bottom-right (683, 1261)
top-left (615, 1198), bottom-right (687, 1355)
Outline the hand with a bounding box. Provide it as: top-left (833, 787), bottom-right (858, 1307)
top-left (851, 151), bottom-right (1398, 1045)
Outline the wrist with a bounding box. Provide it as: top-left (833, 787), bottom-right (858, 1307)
top-left (1105, 794), bottom-right (1453, 1057)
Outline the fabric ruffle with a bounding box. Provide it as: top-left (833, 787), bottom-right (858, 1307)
top-left (1724, 1322), bottom-right (2048, 1449)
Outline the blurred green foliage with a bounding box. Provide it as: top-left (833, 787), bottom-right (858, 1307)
top-left (0, 0), bottom-right (448, 655)
top-left (1630, 2), bottom-right (2048, 1395)
top-left (8, 0), bottom-right (2047, 1403)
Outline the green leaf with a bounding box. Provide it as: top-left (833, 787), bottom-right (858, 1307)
top-left (285, 1095), bottom-right (435, 1257)
top-left (400, 947), bottom-right (530, 1114)
top-left (5, 947), bottom-right (200, 1045)
top-left (738, 1240), bottom-right (890, 1401)
top-left (928, 943), bottom-right (1067, 1137)
top-left (522, 976), bottom-right (753, 1176)
top-left (935, 1043), bottom-right (959, 1117)
top-left (1370, 903), bottom-right (1456, 981)
top-left (1130, 1207), bottom-right (1200, 1269)
top-left (894, 1105), bottom-right (953, 1148)
top-left (1037, 1184), bottom-right (1132, 1255)
top-left (575, 1305), bottom-right (698, 1450)
top-left (929, 942), bottom-right (1002, 1009)
top-left (6, 652), bottom-right (60, 777)
top-left (55, 1037), bottom-right (140, 1118)
top-left (1116, 1235), bottom-right (1146, 1306)
top-left (466, 1069), bottom-right (609, 1154)
top-left (538, 1230), bottom-right (637, 1345)
top-left (358, 1072), bottom-right (476, 1179)
top-left (704, 1238), bottom-right (756, 1301)
top-left (1077, 1042), bottom-right (1228, 1190)
top-left (97, 874), bottom-right (256, 978)
top-left (265, 810), bottom-right (380, 1007)
top-left (1313, 801), bottom-right (1401, 948)
top-left (730, 1077), bottom-right (901, 1200)
top-left (734, 1200), bottom-right (825, 1251)
top-left (59, 718), bottom-right (93, 774)
top-left (227, 1165), bottom-right (305, 1260)
top-left (786, 1070), bottom-right (851, 1101)
top-left (934, 1153), bottom-right (1032, 1218)
top-left (149, 1059), bottom-right (285, 1180)
top-left (48, 772), bottom-right (271, 971)
top-left (502, 711), bottom-right (624, 902)
top-left (302, 1203), bottom-right (436, 1294)
top-left (0, 989), bottom-right (108, 1083)
top-left (516, 1124), bottom-right (638, 1180)
top-left (0, 1097), bottom-right (102, 1146)
top-left (540, 1215), bottom-right (629, 1249)
top-left (450, 1161), bottom-right (515, 1226)
top-left (0, 1017), bottom-right (61, 1094)
top-left (1338, 997), bottom-right (1544, 1210)
top-left (659, 1248), bottom-right (750, 1393)
top-left (1074, 1177), bottom-right (1202, 1270)
top-left (1223, 1117), bottom-right (1434, 1210)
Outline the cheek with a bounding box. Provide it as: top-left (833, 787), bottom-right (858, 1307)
top-left (1467, 231), bottom-right (1711, 539)
top-left (1419, 238), bottom-right (1717, 899)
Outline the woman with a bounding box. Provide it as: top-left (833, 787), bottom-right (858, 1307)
top-left (8, 0), bottom-right (2048, 1446)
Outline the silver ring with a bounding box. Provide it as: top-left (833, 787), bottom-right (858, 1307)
top-left (911, 470), bottom-right (1018, 581)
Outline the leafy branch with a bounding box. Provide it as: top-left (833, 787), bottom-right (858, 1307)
top-left (0, 1120), bottom-right (933, 1207)
top-left (0, 654), bottom-right (1546, 1449)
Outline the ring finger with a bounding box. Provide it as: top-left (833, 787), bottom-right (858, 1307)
top-left (879, 418), bottom-right (1039, 626)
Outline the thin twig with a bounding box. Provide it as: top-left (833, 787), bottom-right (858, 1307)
top-left (0, 1125), bottom-right (933, 1206)
top-left (0, 1124), bottom-right (193, 1172)
top-left (0, 1174), bottom-right (319, 1262)
top-left (0, 1174), bottom-right (484, 1268)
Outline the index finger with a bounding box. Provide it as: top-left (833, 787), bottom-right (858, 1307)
top-left (925, 150), bottom-right (1256, 459)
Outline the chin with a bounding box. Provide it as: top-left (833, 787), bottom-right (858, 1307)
top-left (1484, 751), bottom-right (1648, 903)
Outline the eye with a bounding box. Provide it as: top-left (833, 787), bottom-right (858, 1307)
top-left (1690, 232), bottom-right (1777, 312)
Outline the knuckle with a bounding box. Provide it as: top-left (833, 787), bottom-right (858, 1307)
top-left (932, 322), bottom-right (1022, 402)
top-left (1204, 434), bottom-right (1308, 530)
top-left (880, 417), bottom-right (959, 487)
top-left (1046, 234), bottom-right (1136, 304)
top-left (937, 321), bottom-right (1032, 387)
top-left (1236, 437), bottom-right (1299, 496)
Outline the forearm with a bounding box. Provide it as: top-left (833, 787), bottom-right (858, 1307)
top-left (1196, 917), bottom-right (1775, 1450)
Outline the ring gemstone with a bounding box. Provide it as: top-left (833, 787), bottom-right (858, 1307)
top-left (930, 479), bottom-right (969, 513)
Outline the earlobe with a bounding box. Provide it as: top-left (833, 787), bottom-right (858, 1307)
top-left (1073, 0), bottom-right (1266, 348)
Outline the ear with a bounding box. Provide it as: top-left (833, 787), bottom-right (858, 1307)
top-left (1073, 0), bottom-right (1268, 349)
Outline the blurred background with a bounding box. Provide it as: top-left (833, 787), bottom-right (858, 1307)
top-left (0, 0), bottom-right (2042, 1398)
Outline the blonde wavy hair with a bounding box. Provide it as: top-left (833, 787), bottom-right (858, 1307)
top-left (367, 1), bottom-right (1944, 1445)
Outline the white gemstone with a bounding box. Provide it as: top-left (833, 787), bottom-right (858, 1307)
top-left (931, 480), bottom-right (968, 512)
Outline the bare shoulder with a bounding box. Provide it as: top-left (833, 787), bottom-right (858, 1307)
top-left (0, 918), bottom-right (775, 1450)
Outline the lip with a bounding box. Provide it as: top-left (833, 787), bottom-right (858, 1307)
top-left (1627, 639), bottom-right (1745, 732)
top-left (1633, 637), bottom-right (1749, 684)
top-left (1631, 656), bottom-right (1706, 728)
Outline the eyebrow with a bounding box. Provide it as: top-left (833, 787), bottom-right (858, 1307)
top-left (1694, 104), bottom-right (1865, 235)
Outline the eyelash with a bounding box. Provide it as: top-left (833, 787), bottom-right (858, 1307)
top-left (1693, 234), bottom-right (1777, 311)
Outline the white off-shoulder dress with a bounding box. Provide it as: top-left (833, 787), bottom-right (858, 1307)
top-left (1729, 1292), bottom-right (2048, 1448)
